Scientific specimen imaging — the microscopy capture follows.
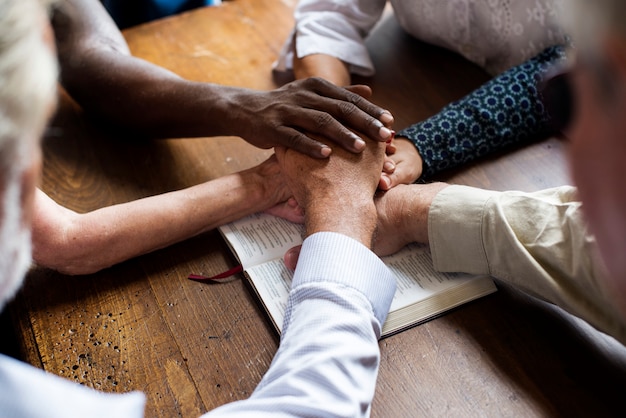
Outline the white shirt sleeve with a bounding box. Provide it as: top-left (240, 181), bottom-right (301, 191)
top-left (204, 231), bottom-right (397, 417)
top-left (275, 0), bottom-right (568, 78)
top-left (0, 354), bottom-right (145, 418)
top-left (0, 232), bottom-right (395, 418)
top-left (274, 0), bottom-right (388, 76)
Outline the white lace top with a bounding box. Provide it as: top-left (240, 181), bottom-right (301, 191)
top-left (276, 0), bottom-right (568, 76)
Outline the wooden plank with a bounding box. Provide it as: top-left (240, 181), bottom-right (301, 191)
top-left (7, 1), bottom-right (626, 417)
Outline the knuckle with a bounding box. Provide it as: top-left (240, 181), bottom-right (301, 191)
top-left (315, 112), bottom-right (335, 129)
top-left (345, 90), bottom-right (364, 105)
top-left (337, 100), bottom-right (357, 117)
top-left (303, 76), bottom-right (325, 89)
top-left (280, 128), bottom-right (307, 148)
top-left (270, 103), bottom-right (294, 122)
top-left (290, 132), bottom-right (305, 145)
top-left (367, 114), bottom-right (381, 130)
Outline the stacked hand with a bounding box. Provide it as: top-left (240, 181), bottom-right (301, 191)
top-left (275, 132), bottom-right (386, 269)
top-left (277, 140), bottom-right (447, 269)
top-left (233, 78), bottom-right (394, 158)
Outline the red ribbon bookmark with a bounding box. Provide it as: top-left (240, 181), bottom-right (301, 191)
top-left (188, 264), bottom-right (243, 282)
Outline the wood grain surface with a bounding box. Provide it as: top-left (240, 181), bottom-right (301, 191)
top-left (7, 1), bottom-right (626, 417)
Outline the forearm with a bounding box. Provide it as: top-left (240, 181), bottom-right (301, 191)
top-left (205, 233), bottom-right (396, 417)
top-left (398, 45), bottom-right (567, 179)
top-left (293, 54), bottom-right (351, 85)
top-left (33, 167), bottom-right (284, 275)
top-left (62, 59), bottom-right (250, 139)
top-left (57, 38), bottom-right (242, 138)
top-left (53, 0), bottom-right (394, 157)
top-left (428, 184), bottom-right (626, 344)
top-left (276, 0), bottom-right (385, 78)
top-left (52, 0), bottom-right (242, 138)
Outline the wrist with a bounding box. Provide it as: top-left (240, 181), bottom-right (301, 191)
top-left (239, 162), bottom-right (289, 210)
top-left (306, 198), bottom-right (377, 248)
top-left (294, 54), bottom-right (351, 86)
top-left (205, 85), bottom-right (254, 138)
top-left (403, 183), bottom-right (448, 243)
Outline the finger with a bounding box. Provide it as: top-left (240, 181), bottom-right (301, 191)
top-left (329, 98), bottom-right (394, 143)
top-left (379, 169), bottom-right (409, 190)
top-left (286, 197), bottom-right (305, 216)
top-left (274, 126), bottom-right (332, 158)
top-left (383, 156), bottom-right (396, 174)
top-left (384, 163), bottom-right (421, 188)
top-left (282, 108), bottom-right (367, 153)
top-left (307, 78), bottom-right (395, 136)
top-left (264, 201), bottom-right (305, 223)
top-left (344, 84), bottom-right (373, 99)
top-left (340, 84), bottom-right (394, 126)
top-left (286, 197), bottom-right (298, 207)
top-left (379, 174), bottom-right (392, 191)
top-left (284, 245), bottom-right (302, 271)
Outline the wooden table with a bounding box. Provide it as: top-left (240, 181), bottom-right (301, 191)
top-left (7, 0), bottom-right (626, 416)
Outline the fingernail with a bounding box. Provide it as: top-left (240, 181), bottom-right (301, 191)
top-left (386, 130), bottom-right (395, 144)
top-left (380, 111), bottom-right (394, 125)
top-left (383, 161), bottom-right (395, 172)
top-left (380, 176), bottom-right (391, 190)
top-left (379, 126), bottom-right (392, 140)
top-left (320, 146), bottom-right (331, 157)
top-left (354, 138), bottom-right (366, 151)
top-left (284, 246), bottom-right (301, 270)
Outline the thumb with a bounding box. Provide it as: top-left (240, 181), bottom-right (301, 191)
top-left (283, 245), bottom-right (302, 271)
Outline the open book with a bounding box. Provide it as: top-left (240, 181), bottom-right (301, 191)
top-left (219, 213), bottom-right (497, 337)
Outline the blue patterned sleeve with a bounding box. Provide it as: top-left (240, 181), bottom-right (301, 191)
top-left (397, 45), bottom-right (567, 179)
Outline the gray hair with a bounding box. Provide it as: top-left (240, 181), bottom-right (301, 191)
top-left (0, 0), bottom-right (58, 174)
top-left (0, 0), bottom-right (58, 310)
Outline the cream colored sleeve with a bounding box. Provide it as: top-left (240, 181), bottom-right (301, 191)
top-left (428, 184), bottom-right (626, 344)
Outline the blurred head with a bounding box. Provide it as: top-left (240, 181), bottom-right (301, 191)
top-left (0, 0), bottom-right (58, 310)
top-left (563, 1), bottom-right (626, 312)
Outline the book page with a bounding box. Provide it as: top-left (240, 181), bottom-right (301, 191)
top-left (219, 213), bottom-right (304, 269)
top-left (245, 242), bottom-right (495, 337)
top-left (383, 243), bottom-right (476, 311)
top-left (246, 258), bottom-right (293, 332)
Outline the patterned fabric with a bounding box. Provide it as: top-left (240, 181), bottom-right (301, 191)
top-left (391, 0), bottom-right (567, 75)
top-left (397, 45), bottom-right (566, 180)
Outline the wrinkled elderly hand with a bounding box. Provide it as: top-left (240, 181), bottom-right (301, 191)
top-left (275, 132), bottom-right (386, 246)
top-left (373, 183), bottom-right (448, 256)
top-left (233, 78), bottom-right (394, 158)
